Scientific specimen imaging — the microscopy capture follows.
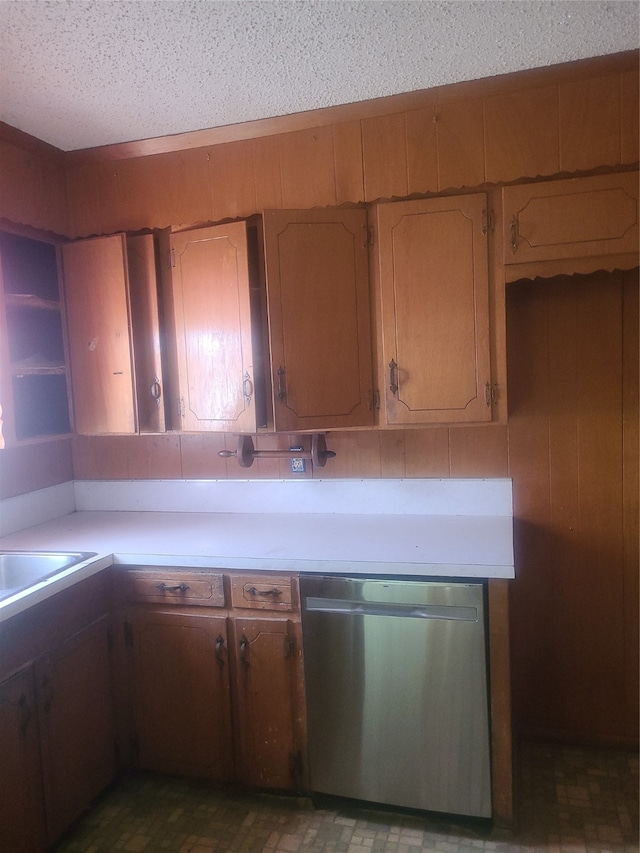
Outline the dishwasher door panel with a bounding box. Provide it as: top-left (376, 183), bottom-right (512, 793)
top-left (300, 577), bottom-right (491, 818)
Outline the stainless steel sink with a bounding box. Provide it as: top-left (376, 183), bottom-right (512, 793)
top-left (0, 551), bottom-right (98, 600)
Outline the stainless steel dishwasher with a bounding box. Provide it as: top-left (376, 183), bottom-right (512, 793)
top-left (300, 575), bottom-right (491, 818)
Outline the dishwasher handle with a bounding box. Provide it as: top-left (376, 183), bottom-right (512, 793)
top-left (304, 596), bottom-right (478, 622)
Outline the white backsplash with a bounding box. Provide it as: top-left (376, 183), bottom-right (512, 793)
top-left (0, 481), bottom-right (76, 537)
top-left (73, 478), bottom-right (513, 516)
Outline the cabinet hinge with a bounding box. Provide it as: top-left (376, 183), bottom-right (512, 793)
top-left (130, 732), bottom-right (140, 764)
top-left (169, 247), bottom-right (176, 268)
top-left (363, 225), bottom-right (374, 248)
top-left (289, 749), bottom-right (304, 787)
top-left (481, 208), bottom-right (495, 236)
top-left (123, 621), bottom-right (134, 648)
top-left (484, 382), bottom-right (498, 407)
top-left (178, 397), bottom-right (185, 418)
top-left (283, 635), bottom-right (295, 659)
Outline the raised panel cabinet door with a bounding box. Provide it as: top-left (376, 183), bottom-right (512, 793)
top-left (129, 609), bottom-right (233, 781)
top-left (127, 234), bottom-right (165, 433)
top-left (230, 617), bottom-right (306, 790)
top-left (503, 172), bottom-right (639, 265)
top-left (263, 208), bottom-right (374, 431)
top-left (170, 222), bottom-right (257, 432)
top-left (35, 614), bottom-right (116, 846)
top-left (0, 666), bottom-right (46, 853)
top-left (375, 194), bottom-right (492, 424)
top-left (61, 234), bottom-right (137, 434)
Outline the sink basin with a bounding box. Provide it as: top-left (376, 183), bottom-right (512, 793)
top-left (0, 551), bottom-right (98, 600)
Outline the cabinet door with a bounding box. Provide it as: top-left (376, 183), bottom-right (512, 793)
top-left (230, 617), bottom-right (306, 790)
top-left (61, 234), bottom-right (137, 434)
top-left (127, 234), bottom-right (166, 432)
top-left (375, 194), bottom-right (492, 424)
top-left (128, 609), bottom-right (233, 781)
top-left (263, 209), bottom-right (374, 431)
top-left (503, 172), bottom-right (639, 266)
top-left (169, 222), bottom-right (258, 432)
top-left (0, 666), bottom-right (46, 853)
top-left (35, 614), bottom-right (116, 846)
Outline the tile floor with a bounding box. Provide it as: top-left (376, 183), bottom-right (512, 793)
top-left (53, 740), bottom-right (638, 853)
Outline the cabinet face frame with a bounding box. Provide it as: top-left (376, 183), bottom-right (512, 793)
top-left (61, 233), bottom-right (138, 434)
top-left (374, 193), bottom-right (494, 425)
top-left (262, 208), bottom-right (375, 432)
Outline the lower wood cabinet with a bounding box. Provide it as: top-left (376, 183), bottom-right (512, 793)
top-left (120, 569), bottom-right (307, 792)
top-left (0, 607), bottom-right (116, 851)
top-left (0, 666), bottom-right (46, 852)
top-left (36, 614), bottom-right (116, 844)
top-left (230, 617), bottom-right (306, 789)
top-left (127, 608), bottom-right (233, 780)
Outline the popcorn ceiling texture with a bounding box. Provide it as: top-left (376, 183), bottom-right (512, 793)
top-left (0, 0), bottom-right (637, 151)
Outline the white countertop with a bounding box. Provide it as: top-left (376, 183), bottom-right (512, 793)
top-left (0, 479), bottom-right (515, 621)
top-left (0, 508), bottom-right (514, 622)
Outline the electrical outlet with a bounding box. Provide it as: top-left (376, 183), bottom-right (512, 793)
top-left (289, 446), bottom-right (306, 473)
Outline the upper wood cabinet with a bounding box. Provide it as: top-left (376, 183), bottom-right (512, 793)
top-left (0, 230), bottom-right (71, 444)
top-left (167, 221), bottom-right (261, 432)
top-left (262, 208), bottom-right (374, 431)
top-left (373, 193), bottom-right (495, 425)
top-left (61, 233), bottom-right (165, 435)
top-left (166, 209), bottom-right (374, 434)
top-left (503, 172), bottom-right (639, 273)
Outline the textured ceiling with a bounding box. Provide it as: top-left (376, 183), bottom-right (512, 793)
top-left (0, 0), bottom-right (638, 152)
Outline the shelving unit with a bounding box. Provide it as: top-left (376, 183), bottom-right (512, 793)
top-left (0, 231), bottom-right (71, 441)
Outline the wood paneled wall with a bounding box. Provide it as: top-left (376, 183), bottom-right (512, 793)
top-left (0, 437), bottom-right (73, 500)
top-left (61, 52), bottom-right (639, 238)
top-left (507, 269), bottom-right (639, 746)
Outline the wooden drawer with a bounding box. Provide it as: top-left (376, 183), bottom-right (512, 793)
top-left (229, 575), bottom-right (295, 612)
top-left (126, 569), bottom-right (225, 607)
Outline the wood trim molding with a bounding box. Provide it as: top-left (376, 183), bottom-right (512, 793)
top-left (0, 121), bottom-right (65, 162)
top-left (64, 50), bottom-right (639, 165)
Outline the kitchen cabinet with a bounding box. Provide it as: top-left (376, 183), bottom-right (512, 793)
top-left (60, 232), bottom-right (165, 434)
top-left (0, 229), bottom-right (71, 444)
top-left (127, 607), bottom-right (234, 780)
top-left (503, 171), bottom-right (639, 280)
top-left (165, 208), bottom-right (374, 434)
top-left (0, 666), bottom-right (46, 852)
top-left (166, 221), bottom-right (263, 432)
top-left (229, 573), bottom-right (307, 790)
top-left (262, 208), bottom-right (374, 431)
top-left (373, 193), bottom-right (496, 425)
top-left (230, 617), bottom-right (306, 790)
top-left (121, 568), bottom-right (306, 791)
top-left (36, 614), bottom-right (116, 844)
top-left (0, 573), bottom-right (117, 850)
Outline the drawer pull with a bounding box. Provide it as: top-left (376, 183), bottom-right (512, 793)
top-left (156, 582), bottom-right (189, 593)
top-left (247, 586), bottom-right (282, 598)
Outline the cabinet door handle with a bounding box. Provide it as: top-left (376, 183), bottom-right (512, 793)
top-left (150, 377), bottom-right (162, 404)
top-left (277, 366), bottom-right (287, 402)
top-left (510, 215), bottom-right (519, 254)
top-left (247, 586), bottom-right (282, 598)
top-left (389, 359), bottom-right (399, 395)
top-left (215, 634), bottom-right (225, 667)
top-left (155, 582), bottom-right (189, 593)
top-left (243, 372), bottom-right (253, 405)
top-left (240, 635), bottom-right (250, 669)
